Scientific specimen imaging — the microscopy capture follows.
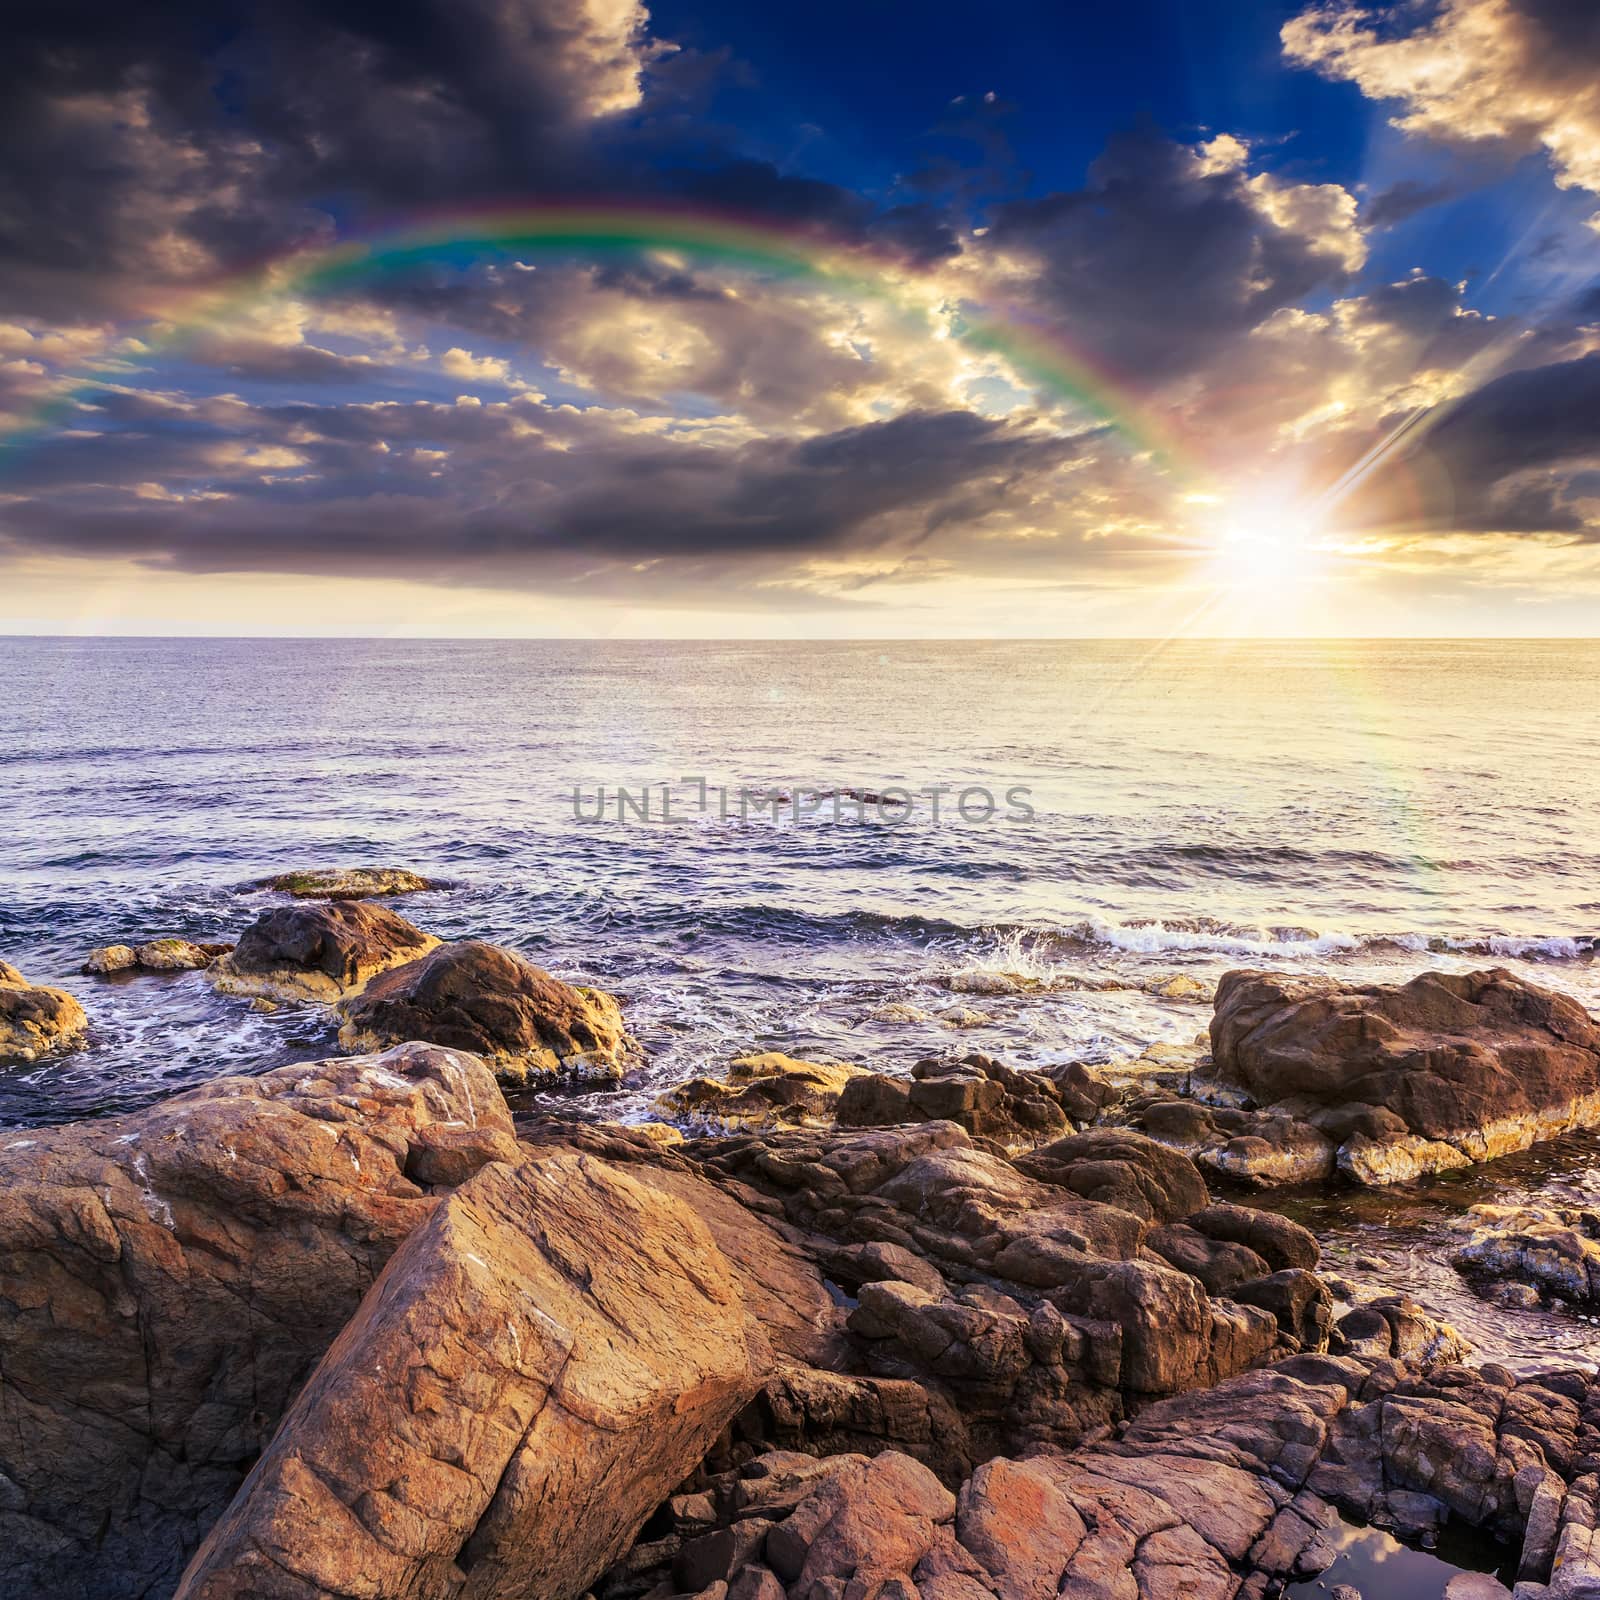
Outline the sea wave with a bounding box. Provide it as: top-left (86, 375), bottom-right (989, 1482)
top-left (610, 901), bottom-right (1599, 966)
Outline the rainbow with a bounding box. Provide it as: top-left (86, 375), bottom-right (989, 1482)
top-left (1, 198), bottom-right (1193, 474)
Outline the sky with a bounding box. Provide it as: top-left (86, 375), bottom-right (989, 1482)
top-left (1, 0), bottom-right (1598, 637)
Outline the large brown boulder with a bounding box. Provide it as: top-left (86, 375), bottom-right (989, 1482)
top-left (0, 960), bottom-right (88, 1059)
top-left (0, 1043), bottom-right (517, 1600)
top-left (175, 1152), bottom-right (772, 1600)
top-left (211, 900), bottom-right (440, 1002)
top-left (1210, 967), bottom-right (1600, 1181)
top-left (336, 938), bottom-right (635, 1084)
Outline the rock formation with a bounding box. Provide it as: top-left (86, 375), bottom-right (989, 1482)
top-left (606, 1354), bottom-right (1600, 1600)
top-left (835, 1052), bottom-right (1115, 1152)
top-left (1198, 967), bottom-right (1600, 1184)
top-left (175, 1154), bottom-right (772, 1600)
top-left (10, 956), bottom-right (1600, 1600)
top-left (210, 899), bottom-right (440, 1002)
top-left (0, 959), bottom-right (87, 1059)
top-left (252, 866), bottom-right (445, 899)
top-left (0, 1042), bottom-right (516, 1600)
top-left (1130, 1096), bottom-right (1339, 1186)
top-left (686, 1120), bottom-right (1328, 1473)
top-left (335, 938), bottom-right (634, 1084)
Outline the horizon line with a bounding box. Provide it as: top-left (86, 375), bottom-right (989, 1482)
top-left (3, 632), bottom-right (1597, 645)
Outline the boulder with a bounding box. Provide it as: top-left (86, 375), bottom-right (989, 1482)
top-left (0, 1042), bottom-right (516, 1600)
top-left (253, 866), bottom-right (445, 899)
top-left (0, 961), bottom-right (87, 1060)
top-left (175, 1152), bottom-right (772, 1600)
top-left (211, 900), bottom-right (440, 1002)
top-left (1187, 1202), bottom-right (1320, 1271)
top-left (136, 937), bottom-right (229, 971)
top-left (1330, 1294), bottom-right (1470, 1366)
top-left (335, 938), bottom-right (634, 1084)
top-left (655, 1053), bottom-right (863, 1131)
top-left (1210, 968), bottom-right (1600, 1181)
top-left (1015, 1127), bottom-right (1210, 1222)
top-left (82, 943), bottom-right (137, 974)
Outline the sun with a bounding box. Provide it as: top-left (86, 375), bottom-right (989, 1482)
top-left (1192, 494), bottom-right (1331, 594)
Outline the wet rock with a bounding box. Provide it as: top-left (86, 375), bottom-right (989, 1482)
top-left (176, 1152), bottom-right (770, 1600)
top-left (655, 1054), bottom-right (863, 1131)
top-left (84, 939), bottom-right (234, 976)
top-left (335, 938), bottom-right (634, 1084)
top-left (136, 936), bottom-right (229, 971)
top-left (211, 899), bottom-right (440, 1002)
top-left (834, 1052), bottom-right (1112, 1153)
top-left (1144, 972), bottom-right (1213, 1001)
top-left (252, 866), bottom-right (445, 899)
top-left (1339, 1129), bottom-right (1474, 1185)
top-left (1453, 1204), bottom-right (1600, 1307)
top-left (1211, 967), bottom-right (1600, 1182)
top-left (0, 1042), bottom-right (517, 1600)
top-left (82, 942), bottom-right (137, 973)
top-left (0, 961), bottom-right (87, 1060)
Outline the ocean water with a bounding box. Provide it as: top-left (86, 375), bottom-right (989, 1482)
top-left (3, 636), bottom-right (1599, 1137)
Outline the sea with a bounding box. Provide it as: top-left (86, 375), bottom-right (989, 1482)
top-left (4, 635), bottom-right (1600, 1364)
top-left (4, 634), bottom-right (1599, 1122)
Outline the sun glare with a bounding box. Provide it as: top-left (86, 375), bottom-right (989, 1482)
top-left (1195, 497), bottom-right (1330, 594)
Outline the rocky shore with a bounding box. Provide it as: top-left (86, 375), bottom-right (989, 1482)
top-left (8, 874), bottom-right (1600, 1599)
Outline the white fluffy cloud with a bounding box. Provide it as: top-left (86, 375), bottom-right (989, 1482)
top-left (1284, 1), bottom-right (1600, 208)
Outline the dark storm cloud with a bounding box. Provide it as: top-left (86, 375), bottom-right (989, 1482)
top-left (1343, 353), bottom-right (1600, 536)
top-left (982, 129), bottom-right (1363, 384)
top-left (0, 0), bottom-right (656, 318)
top-left (0, 400), bottom-right (1080, 588)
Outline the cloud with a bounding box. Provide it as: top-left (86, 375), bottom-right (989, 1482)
top-left (1284, 1), bottom-right (1600, 207)
top-left (1338, 351), bottom-right (1600, 534)
top-left (976, 128), bottom-right (1366, 384)
top-left (1362, 177), bottom-right (1462, 226)
top-left (0, 0), bottom-right (659, 319)
top-left (0, 393), bottom-right (1090, 599)
top-left (438, 347), bottom-right (536, 390)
